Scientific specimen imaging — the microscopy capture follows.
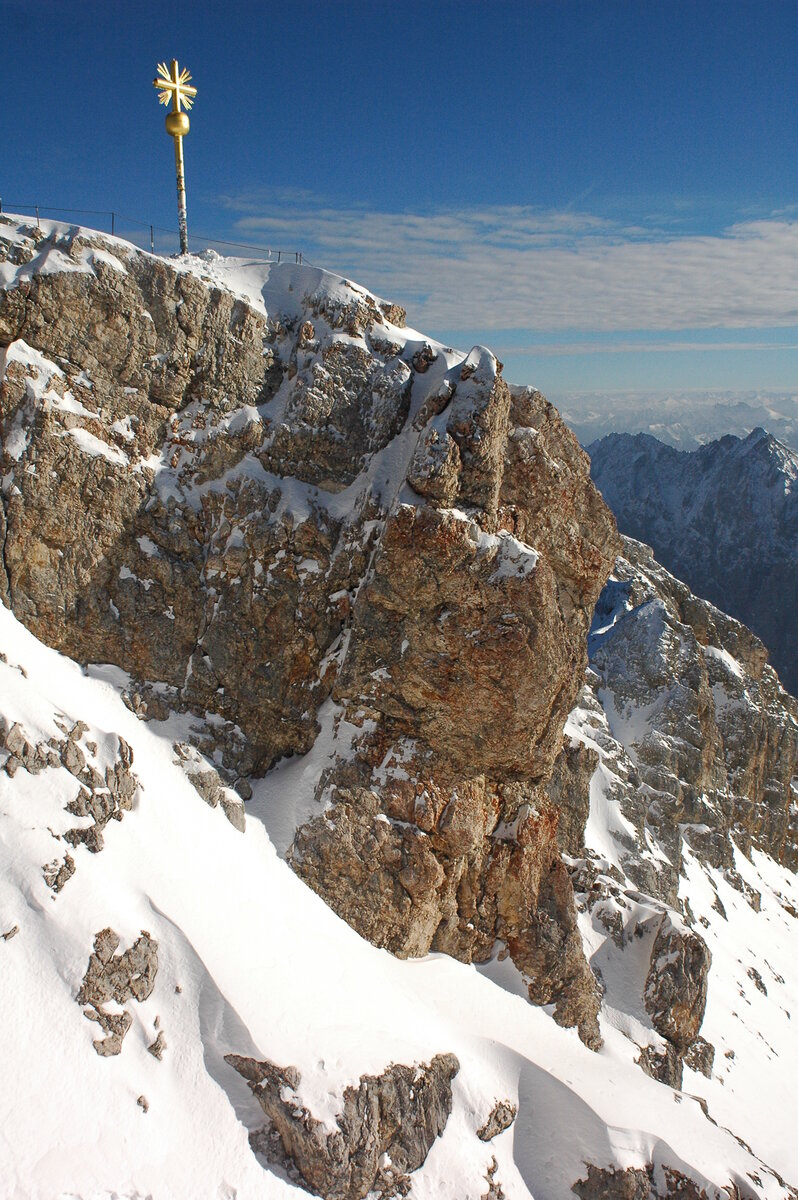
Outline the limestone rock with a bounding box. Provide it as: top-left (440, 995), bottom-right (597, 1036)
top-left (482, 1157), bottom-right (506, 1200)
top-left (586, 537), bottom-right (798, 882)
top-left (636, 1041), bottom-right (683, 1089)
top-left (64, 732), bottom-right (139, 853)
top-left (0, 218), bottom-right (620, 1045)
top-left (573, 1165), bottom-right (653, 1200)
top-left (684, 1036), bottom-right (715, 1079)
top-left (644, 914), bottom-right (711, 1058)
top-left (43, 853), bottom-right (75, 893)
top-left (553, 535), bottom-right (798, 1086)
top-left (572, 1162), bottom-right (734, 1200)
top-left (173, 742), bottom-right (246, 831)
top-left (0, 712), bottom-right (139, 887)
top-left (225, 1051), bottom-right (459, 1199)
top-left (546, 739), bottom-right (598, 856)
top-left (77, 927), bottom-right (158, 1056)
top-left (147, 1030), bottom-right (167, 1060)
top-left (476, 1100), bottom-right (517, 1142)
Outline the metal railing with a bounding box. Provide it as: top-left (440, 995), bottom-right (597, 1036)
top-left (0, 200), bottom-right (303, 263)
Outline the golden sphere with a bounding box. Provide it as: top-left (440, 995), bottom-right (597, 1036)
top-left (165, 110), bottom-right (190, 137)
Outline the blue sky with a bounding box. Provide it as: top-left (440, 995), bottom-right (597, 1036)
top-left (3, 0), bottom-right (798, 397)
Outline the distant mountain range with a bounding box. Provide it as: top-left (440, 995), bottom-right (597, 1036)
top-left (556, 390), bottom-right (798, 452)
top-left (589, 427), bottom-right (798, 695)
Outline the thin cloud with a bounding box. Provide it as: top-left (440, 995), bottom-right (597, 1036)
top-left (492, 340), bottom-right (798, 357)
top-left (218, 194), bottom-right (798, 335)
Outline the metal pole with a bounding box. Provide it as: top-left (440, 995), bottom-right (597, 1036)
top-left (111, 211), bottom-right (115, 236)
top-left (150, 225), bottom-right (155, 252)
top-left (173, 133), bottom-right (188, 254)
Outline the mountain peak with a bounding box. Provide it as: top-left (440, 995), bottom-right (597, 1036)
top-left (2, 214), bottom-right (798, 1200)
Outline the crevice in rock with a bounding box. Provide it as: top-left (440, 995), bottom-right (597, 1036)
top-left (0, 490), bottom-right (10, 608)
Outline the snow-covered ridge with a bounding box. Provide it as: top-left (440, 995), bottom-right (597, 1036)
top-left (0, 211), bottom-right (451, 360)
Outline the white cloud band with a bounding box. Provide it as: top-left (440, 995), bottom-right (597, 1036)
top-left (220, 195), bottom-right (798, 335)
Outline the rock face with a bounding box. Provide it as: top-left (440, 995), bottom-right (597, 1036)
top-left (226, 1052), bottom-right (459, 1199)
top-left (587, 537), bottom-right (798, 886)
top-left (572, 1163), bottom-right (725, 1200)
top-left (0, 216), bottom-right (620, 1043)
top-left (589, 429), bottom-right (798, 695)
top-left (558, 535), bottom-right (798, 1085)
top-left (5, 219), bottom-right (798, 1200)
top-left (643, 913), bottom-right (711, 1056)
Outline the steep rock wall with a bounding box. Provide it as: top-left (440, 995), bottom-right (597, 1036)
top-left (0, 217), bottom-right (620, 1043)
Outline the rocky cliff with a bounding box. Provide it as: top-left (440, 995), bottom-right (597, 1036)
top-left (588, 430), bottom-right (798, 696)
top-left (3, 216), bottom-right (798, 1200)
top-left (0, 214), bottom-right (619, 1047)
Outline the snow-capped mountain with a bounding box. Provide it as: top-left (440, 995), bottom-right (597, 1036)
top-left (588, 429), bottom-right (798, 697)
top-left (557, 390), bottom-right (798, 453)
top-left (2, 214), bottom-right (798, 1200)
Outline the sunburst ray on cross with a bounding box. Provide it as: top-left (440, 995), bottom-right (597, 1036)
top-left (153, 60), bottom-right (197, 112)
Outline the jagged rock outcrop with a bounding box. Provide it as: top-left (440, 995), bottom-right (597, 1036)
top-left (477, 1100), bottom-right (517, 1142)
top-left (572, 1163), bottom-right (729, 1200)
top-left (0, 217), bottom-right (620, 1044)
top-left (77, 927), bottom-right (158, 1056)
top-left (483, 1157), bottom-right (506, 1199)
top-left (643, 913), bottom-right (711, 1055)
top-left (589, 429), bottom-right (798, 695)
top-left (226, 1051), bottom-right (459, 1199)
top-left (172, 740), bottom-right (246, 831)
top-left (4, 219), bottom-right (798, 1200)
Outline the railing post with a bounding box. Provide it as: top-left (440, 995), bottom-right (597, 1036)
top-left (150, 226), bottom-right (155, 252)
top-left (111, 211), bottom-right (115, 236)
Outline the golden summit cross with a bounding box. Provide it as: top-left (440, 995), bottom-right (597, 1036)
top-left (152, 59), bottom-right (198, 255)
top-left (153, 60), bottom-right (197, 114)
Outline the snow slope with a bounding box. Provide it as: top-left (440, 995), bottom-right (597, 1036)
top-left (2, 603), bottom-right (798, 1200)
